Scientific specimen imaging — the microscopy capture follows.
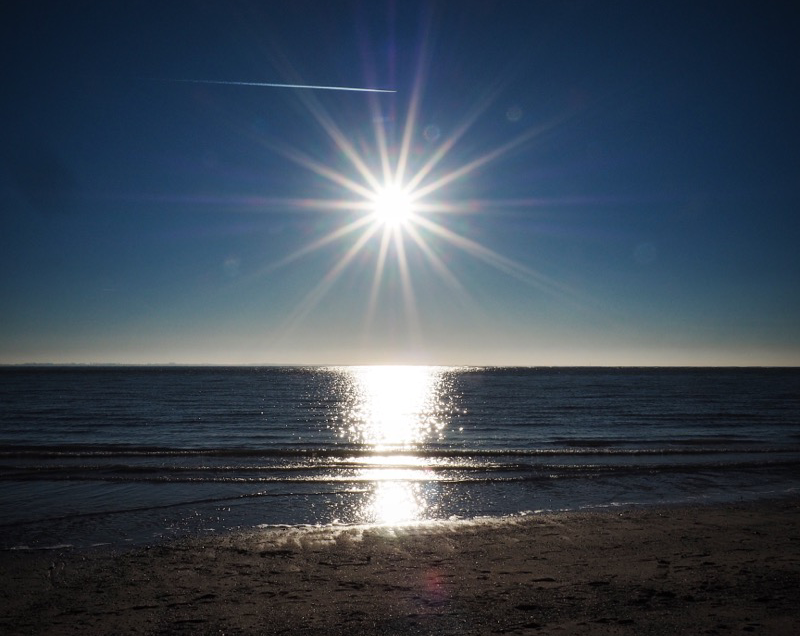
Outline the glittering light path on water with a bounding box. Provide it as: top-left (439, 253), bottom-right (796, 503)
top-left (331, 365), bottom-right (455, 525)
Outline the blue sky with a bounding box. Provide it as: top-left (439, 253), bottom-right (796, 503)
top-left (2, 1), bottom-right (799, 365)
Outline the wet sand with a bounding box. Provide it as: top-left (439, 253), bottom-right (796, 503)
top-left (2, 500), bottom-right (799, 635)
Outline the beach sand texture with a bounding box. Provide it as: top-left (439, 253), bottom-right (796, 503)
top-left (2, 501), bottom-right (799, 635)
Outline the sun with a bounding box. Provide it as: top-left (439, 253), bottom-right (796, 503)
top-left (258, 59), bottom-right (575, 333)
top-left (370, 183), bottom-right (414, 227)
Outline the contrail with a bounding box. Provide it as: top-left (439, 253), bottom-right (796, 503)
top-left (155, 78), bottom-right (395, 93)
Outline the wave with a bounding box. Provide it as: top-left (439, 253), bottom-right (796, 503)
top-left (2, 443), bottom-right (797, 460)
top-left (3, 458), bottom-right (799, 484)
top-left (0, 488), bottom-right (353, 530)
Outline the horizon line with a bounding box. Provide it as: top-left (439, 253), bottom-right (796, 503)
top-left (2, 362), bottom-right (798, 369)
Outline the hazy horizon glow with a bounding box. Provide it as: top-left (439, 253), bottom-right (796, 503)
top-left (1, 2), bottom-right (799, 366)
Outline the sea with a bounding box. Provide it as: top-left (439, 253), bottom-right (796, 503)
top-left (1, 366), bottom-right (799, 550)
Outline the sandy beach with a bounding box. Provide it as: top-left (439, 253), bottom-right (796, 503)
top-left (2, 499), bottom-right (799, 635)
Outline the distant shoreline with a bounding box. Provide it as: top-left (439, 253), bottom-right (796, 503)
top-left (3, 363), bottom-right (799, 369)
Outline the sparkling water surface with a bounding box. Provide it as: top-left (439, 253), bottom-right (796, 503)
top-left (1, 366), bottom-right (799, 549)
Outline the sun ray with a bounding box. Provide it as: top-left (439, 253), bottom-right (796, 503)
top-left (368, 92), bottom-right (394, 186)
top-left (262, 56), bottom-right (388, 194)
top-left (267, 197), bottom-right (372, 213)
top-left (404, 84), bottom-right (502, 194)
top-left (288, 87), bottom-right (385, 193)
top-left (273, 143), bottom-right (377, 200)
top-left (412, 116), bottom-right (564, 201)
top-left (412, 215), bottom-right (578, 301)
top-left (395, 75), bottom-right (424, 186)
top-left (263, 215), bottom-right (375, 274)
top-left (412, 197), bottom-right (547, 215)
top-left (404, 223), bottom-right (467, 294)
top-left (364, 226), bottom-right (393, 334)
top-left (393, 230), bottom-right (421, 343)
top-left (276, 223), bottom-right (382, 334)
top-left (394, 13), bottom-right (434, 186)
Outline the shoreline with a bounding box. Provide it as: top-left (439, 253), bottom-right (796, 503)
top-left (2, 499), bottom-right (799, 634)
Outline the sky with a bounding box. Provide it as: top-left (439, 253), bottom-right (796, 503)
top-left (2, 0), bottom-right (799, 366)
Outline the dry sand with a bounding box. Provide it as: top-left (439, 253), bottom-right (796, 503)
top-left (2, 499), bottom-right (799, 635)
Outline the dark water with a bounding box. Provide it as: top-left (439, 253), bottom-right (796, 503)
top-left (1, 366), bottom-right (799, 549)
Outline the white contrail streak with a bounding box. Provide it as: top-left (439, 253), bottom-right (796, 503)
top-left (157, 78), bottom-right (396, 93)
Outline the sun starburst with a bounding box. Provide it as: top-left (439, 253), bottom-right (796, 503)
top-left (248, 36), bottom-right (582, 347)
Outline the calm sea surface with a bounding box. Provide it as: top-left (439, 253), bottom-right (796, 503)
top-left (1, 366), bottom-right (799, 549)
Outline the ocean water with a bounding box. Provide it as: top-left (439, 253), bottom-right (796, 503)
top-left (1, 366), bottom-right (799, 549)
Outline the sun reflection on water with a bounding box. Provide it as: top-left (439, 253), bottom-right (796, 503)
top-left (332, 365), bottom-right (456, 525)
top-left (341, 365), bottom-right (451, 450)
top-left (368, 481), bottom-right (428, 525)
